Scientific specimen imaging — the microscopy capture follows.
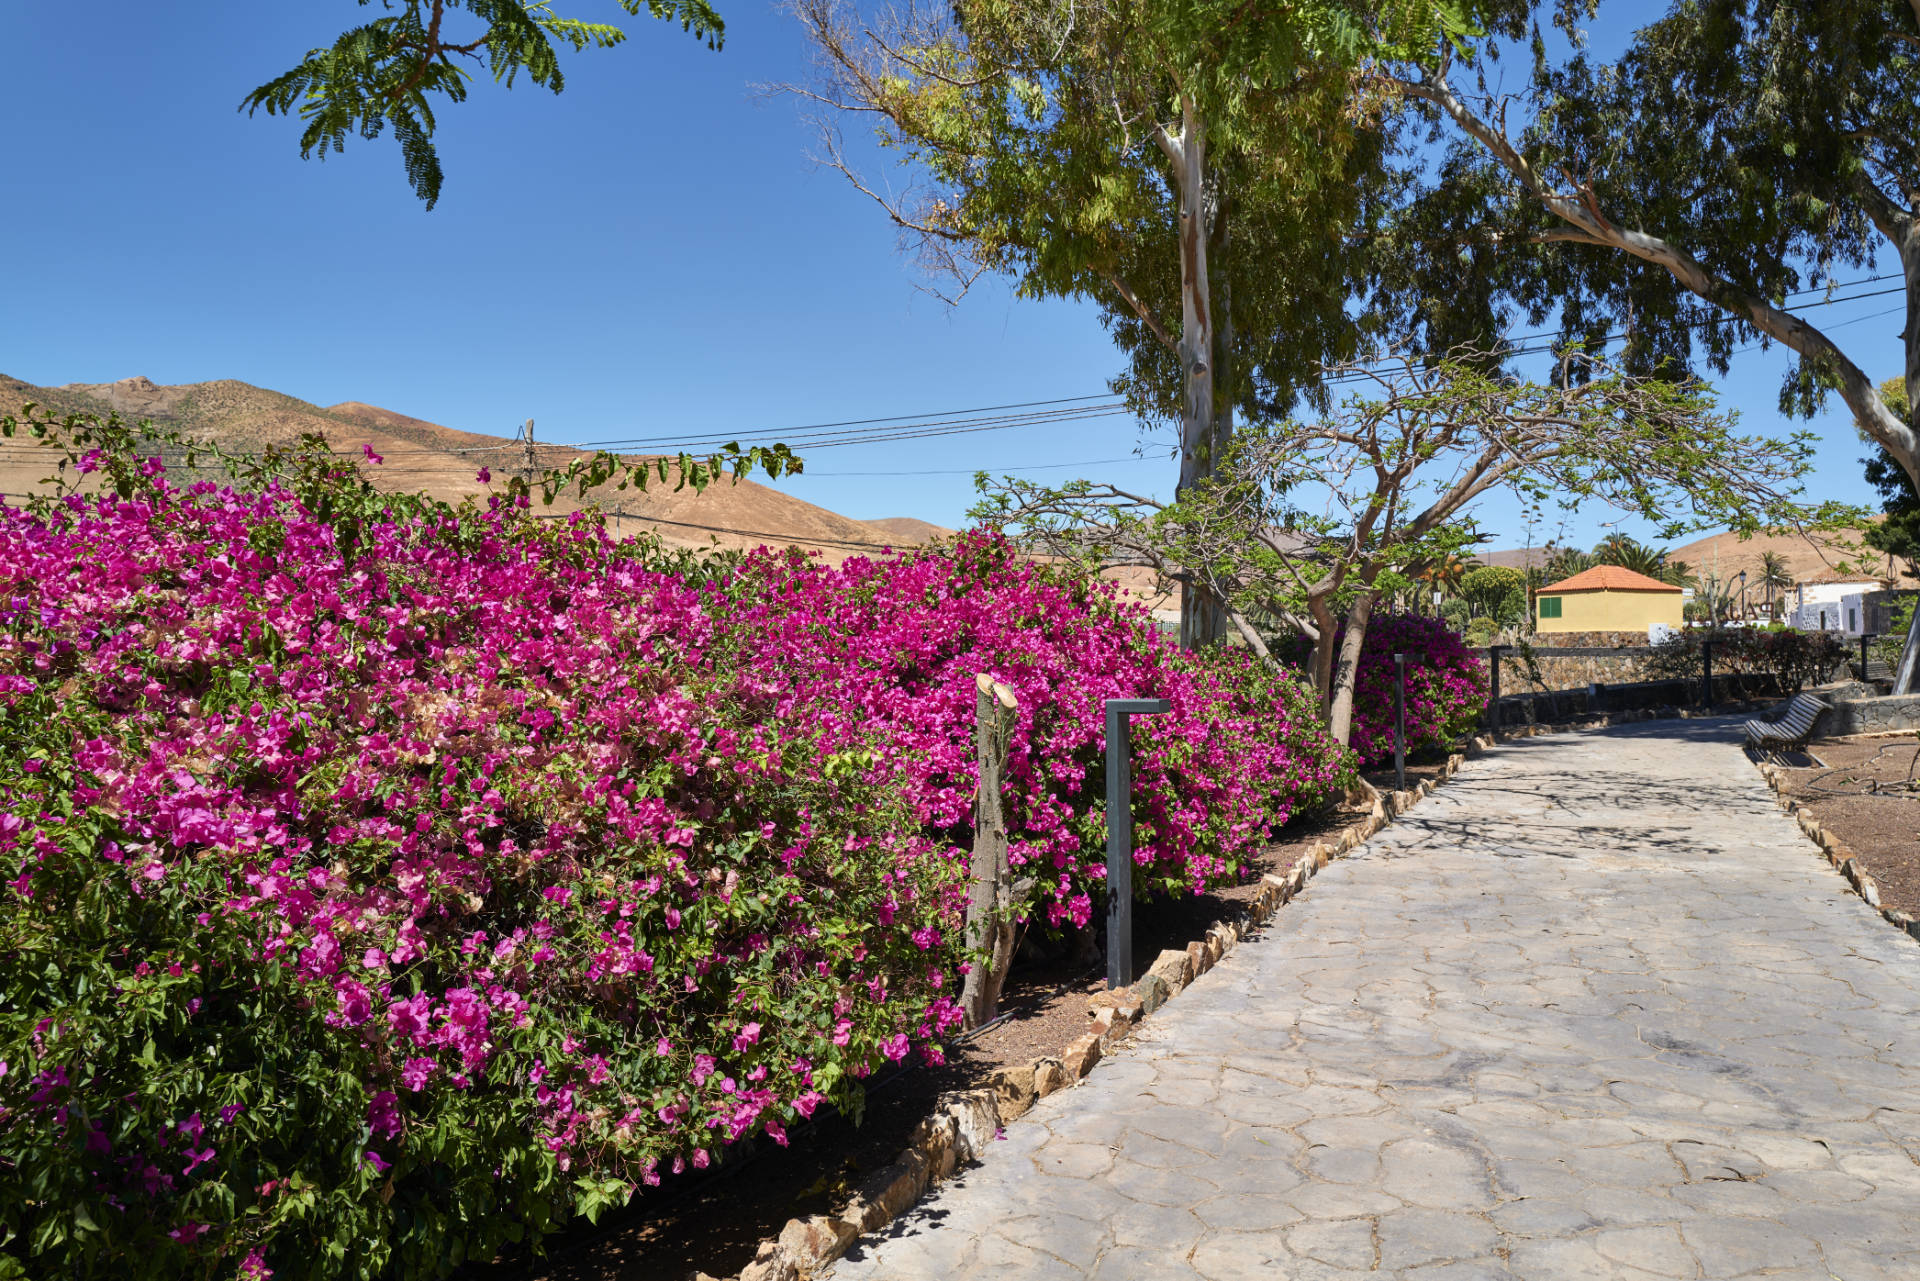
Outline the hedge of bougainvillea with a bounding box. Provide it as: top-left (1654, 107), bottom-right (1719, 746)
top-left (0, 453), bottom-right (1352, 1277)
top-left (704, 537), bottom-right (1351, 929)
top-left (1340, 612), bottom-right (1486, 765)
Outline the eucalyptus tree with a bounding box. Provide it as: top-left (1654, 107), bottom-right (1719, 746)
top-left (1371, 0), bottom-right (1920, 683)
top-left (974, 349), bottom-right (1821, 744)
top-left (244, 1), bottom-right (724, 207)
top-left (785, 0), bottom-right (1470, 647)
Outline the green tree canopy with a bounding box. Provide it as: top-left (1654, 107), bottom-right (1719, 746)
top-left (788, 0), bottom-right (1477, 645)
top-left (1370, 0), bottom-right (1919, 679)
top-left (1378, 1), bottom-right (1916, 454)
top-left (1459, 564), bottom-right (1524, 617)
top-left (244, 1), bottom-right (724, 207)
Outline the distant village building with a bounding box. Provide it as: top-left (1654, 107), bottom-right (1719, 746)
top-left (1787, 571), bottom-right (1888, 635)
top-left (1534, 565), bottom-right (1684, 635)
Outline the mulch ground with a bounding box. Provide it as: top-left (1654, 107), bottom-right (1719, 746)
top-left (467, 753), bottom-right (1451, 1281)
top-left (1771, 733), bottom-right (1920, 918)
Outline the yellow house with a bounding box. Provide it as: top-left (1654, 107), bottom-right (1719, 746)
top-left (1535, 565), bottom-right (1683, 634)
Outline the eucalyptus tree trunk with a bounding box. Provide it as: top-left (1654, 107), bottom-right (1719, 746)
top-left (1892, 233), bottom-right (1920, 693)
top-left (1172, 97), bottom-right (1225, 652)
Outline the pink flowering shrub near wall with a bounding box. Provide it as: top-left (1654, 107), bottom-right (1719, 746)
top-left (1340, 613), bottom-right (1486, 765)
top-left (0, 474), bottom-right (1351, 1278)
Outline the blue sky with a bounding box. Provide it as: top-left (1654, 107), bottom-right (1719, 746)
top-left (0, 1), bottom-right (1903, 549)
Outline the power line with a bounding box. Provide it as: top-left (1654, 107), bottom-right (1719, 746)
top-left (805, 455), bottom-right (1160, 477)
top-left (570, 393), bottom-right (1112, 449)
top-left (1320, 283), bottom-right (1909, 388)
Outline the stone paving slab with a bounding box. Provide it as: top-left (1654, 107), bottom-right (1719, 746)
top-left (824, 718), bottom-right (1920, 1280)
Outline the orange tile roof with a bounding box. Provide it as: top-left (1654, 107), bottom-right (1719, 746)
top-left (1540, 565), bottom-right (1682, 594)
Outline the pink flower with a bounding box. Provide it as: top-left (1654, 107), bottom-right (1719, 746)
top-left (386, 993), bottom-right (431, 1041)
top-left (367, 1090), bottom-right (403, 1140)
top-left (476, 467), bottom-right (491, 483)
top-left (333, 978), bottom-right (372, 1027)
top-left (361, 444), bottom-right (384, 465)
top-left (880, 1033), bottom-right (909, 1061)
top-left (731, 1022), bottom-right (761, 1053)
top-left (400, 1057), bottom-right (437, 1091)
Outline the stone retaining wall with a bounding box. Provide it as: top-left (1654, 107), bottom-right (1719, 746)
top-left (1499, 632), bottom-right (1660, 691)
top-left (1826, 692), bottom-right (1920, 736)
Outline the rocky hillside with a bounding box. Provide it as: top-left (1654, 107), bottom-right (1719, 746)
top-left (0, 374), bottom-right (938, 563)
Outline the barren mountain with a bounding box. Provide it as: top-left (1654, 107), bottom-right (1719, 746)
top-left (0, 374), bottom-right (927, 563)
top-left (865, 517), bottom-right (956, 546)
top-left (1478, 522), bottom-right (1915, 588)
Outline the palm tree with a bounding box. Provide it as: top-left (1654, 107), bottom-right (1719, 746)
top-left (1758, 550), bottom-right (1794, 621)
top-left (1543, 545), bottom-right (1593, 583)
top-left (1593, 534), bottom-right (1671, 579)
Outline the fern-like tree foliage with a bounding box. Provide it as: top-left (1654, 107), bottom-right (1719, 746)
top-left (243, 1), bottom-right (724, 208)
top-left (1372, 0), bottom-right (1920, 682)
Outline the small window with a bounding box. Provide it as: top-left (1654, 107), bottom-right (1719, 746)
top-left (1538, 596), bottom-right (1562, 619)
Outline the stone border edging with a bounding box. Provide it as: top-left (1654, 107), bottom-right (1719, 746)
top-left (715, 705), bottom-right (1777, 1281)
top-left (1749, 756), bottom-right (1920, 945)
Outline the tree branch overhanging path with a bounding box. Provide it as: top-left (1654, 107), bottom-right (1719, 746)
top-left (1374, 0), bottom-right (1920, 688)
top-left (977, 348), bottom-right (1823, 747)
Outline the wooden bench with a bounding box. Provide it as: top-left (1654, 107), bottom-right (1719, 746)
top-left (1743, 693), bottom-right (1830, 750)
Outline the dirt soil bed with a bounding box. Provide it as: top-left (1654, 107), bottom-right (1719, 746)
top-left (461, 755), bottom-right (1443, 1281)
top-left (1772, 733), bottom-right (1920, 917)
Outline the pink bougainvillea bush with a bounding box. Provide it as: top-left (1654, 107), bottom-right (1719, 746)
top-left (702, 535), bottom-right (1353, 930)
top-left (1339, 612), bottom-right (1486, 765)
top-left (0, 442), bottom-right (1352, 1277)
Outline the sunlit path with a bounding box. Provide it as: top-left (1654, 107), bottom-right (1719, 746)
top-left (826, 719), bottom-right (1920, 1280)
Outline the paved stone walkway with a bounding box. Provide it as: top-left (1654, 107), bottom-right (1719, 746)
top-left (826, 719), bottom-right (1920, 1279)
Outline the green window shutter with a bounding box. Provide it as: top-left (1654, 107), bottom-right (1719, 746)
top-left (1539, 596), bottom-right (1562, 619)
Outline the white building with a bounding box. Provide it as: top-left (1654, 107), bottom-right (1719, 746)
top-left (1788, 572), bottom-right (1888, 635)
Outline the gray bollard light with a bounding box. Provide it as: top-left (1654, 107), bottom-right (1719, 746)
top-left (1486, 644), bottom-right (1509, 731)
top-left (1394, 653), bottom-right (1407, 794)
top-left (1105, 696), bottom-right (1171, 990)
